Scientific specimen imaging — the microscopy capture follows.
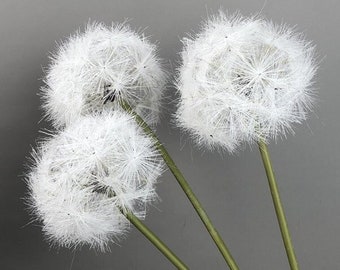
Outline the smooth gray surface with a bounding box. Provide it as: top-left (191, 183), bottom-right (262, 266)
top-left (0, 0), bottom-right (339, 269)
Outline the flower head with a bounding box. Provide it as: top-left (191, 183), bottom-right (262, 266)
top-left (176, 12), bottom-right (317, 152)
top-left (42, 22), bottom-right (167, 128)
top-left (26, 111), bottom-right (164, 250)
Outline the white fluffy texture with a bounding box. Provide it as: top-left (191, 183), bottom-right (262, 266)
top-left (42, 22), bottom-right (167, 128)
top-left (27, 111), bottom-right (164, 250)
top-left (176, 12), bottom-right (317, 152)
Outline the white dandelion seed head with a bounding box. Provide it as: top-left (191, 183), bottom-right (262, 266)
top-left (42, 22), bottom-right (167, 128)
top-left (176, 11), bottom-right (317, 152)
top-left (26, 111), bottom-right (164, 250)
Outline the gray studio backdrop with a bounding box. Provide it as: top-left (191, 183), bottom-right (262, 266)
top-left (0, 0), bottom-right (339, 269)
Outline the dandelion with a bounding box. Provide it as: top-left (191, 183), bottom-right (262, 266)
top-left (42, 22), bottom-right (167, 128)
top-left (176, 11), bottom-right (317, 270)
top-left (26, 111), bottom-right (164, 250)
top-left (176, 11), bottom-right (316, 152)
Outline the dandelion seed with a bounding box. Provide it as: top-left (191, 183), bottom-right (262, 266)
top-left (175, 11), bottom-right (317, 152)
top-left (42, 22), bottom-right (167, 128)
top-left (26, 111), bottom-right (164, 250)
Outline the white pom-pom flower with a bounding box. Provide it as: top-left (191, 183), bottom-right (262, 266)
top-left (176, 12), bottom-right (317, 152)
top-left (26, 111), bottom-right (164, 250)
top-left (42, 22), bottom-right (167, 128)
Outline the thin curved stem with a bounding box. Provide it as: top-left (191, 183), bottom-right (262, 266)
top-left (120, 100), bottom-right (239, 270)
top-left (123, 210), bottom-right (189, 270)
top-left (258, 140), bottom-right (299, 270)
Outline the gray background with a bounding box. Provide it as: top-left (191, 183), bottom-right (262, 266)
top-left (0, 0), bottom-right (339, 269)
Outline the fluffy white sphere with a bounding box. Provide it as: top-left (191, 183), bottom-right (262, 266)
top-left (176, 12), bottom-right (317, 152)
top-left (42, 22), bottom-right (167, 128)
top-left (27, 111), bottom-right (164, 250)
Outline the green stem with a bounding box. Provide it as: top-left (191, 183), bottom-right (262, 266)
top-left (120, 100), bottom-right (239, 270)
top-left (123, 210), bottom-right (189, 270)
top-left (258, 140), bottom-right (299, 270)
